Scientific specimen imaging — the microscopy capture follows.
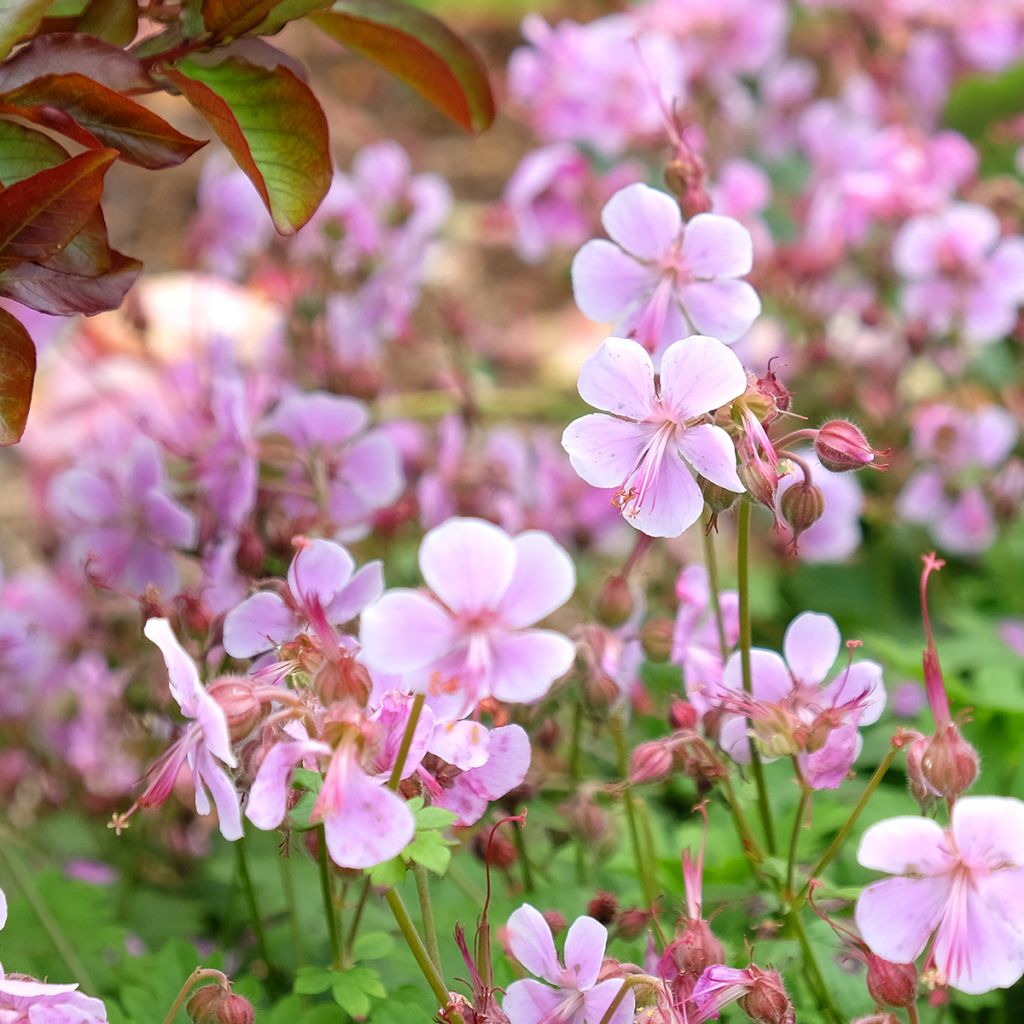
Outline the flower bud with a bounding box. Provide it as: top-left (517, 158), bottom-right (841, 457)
top-left (217, 995), bottom-right (255, 1024)
top-left (699, 475), bottom-right (740, 515)
top-left (815, 420), bottom-right (885, 473)
top-left (597, 575), bottom-right (635, 628)
top-left (739, 969), bottom-right (794, 1024)
top-left (187, 986), bottom-right (225, 1024)
top-left (641, 619), bottom-right (674, 663)
top-left (235, 528), bottom-right (265, 577)
top-left (780, 480), bottom-right (825, 538)
top-left (208, 678), bottom-right (263, 742)
top-left (587, 891), bottom-right (619, 925)
top-left (658, 919), bottom-right (724, 981)
top-left (473, 831), bottom-right (517, 869)
top-left (866, 955), bottom-right (918, 1009)
top-left (543, 910), bottom-right (567, 935)
top-left (920, 724), bottom-right (979, 801)
top-left (617, 907), bottom-right (650, 940)
top-left (669, 698), bottom-right (698, 732)
top-left (630, 741), bottom-right (673, 784)
top-left (737, 460), bottom-right (777, 510)
top-left (903, 731), bottom-right (933, 809)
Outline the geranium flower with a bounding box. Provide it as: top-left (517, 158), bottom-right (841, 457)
top-left (856, 796), bottom-right (1024, 994)
top-left (360, 518), bottom-right (576, 717)
top-left (503, 905), bottom-right (635, 1024)
top-left (561, 335), bottom-right (747, 538)
top-left (572, 183), bottom-right (760, 358)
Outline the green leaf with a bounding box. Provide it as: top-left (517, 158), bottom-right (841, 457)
top-left (0, 120), bottom-right (69, 184)
top-left (0, 0), bottom-right (53, 60)
top-left (249, 0), bottom-right (332, 35)
top-left (352, 931), bottom-right (396, 960)
top-left (310, 0), bottom-right (495, 133)
top-left (76, 0), bottom-right (138, 45)
top-left (0, 148), bottom-right (116, 270)
top-left (0, 308), bottom-right (36, 445)
top-left (414, 805), bottom-right (457, 830)
top-left (368, 855), bottom-right (406, 888)
top-left (165, 54), bottom-right (331, 233)
top-left (201, 0), bottom-right (282, 37)
top-left (405, 824), bottom-right (454, 875)
top-left (294, 966), bottom-right (336, 995)
top-left (0, 73), bottom-right (206, 169)
top-left (331, 967), bottom-right (385, 1017)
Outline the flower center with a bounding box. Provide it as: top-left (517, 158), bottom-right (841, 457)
top-left (615, 420), bottom-right (678, 519)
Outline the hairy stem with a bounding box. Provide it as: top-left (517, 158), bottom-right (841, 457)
top-left (611, 715), bottom-right (659, 912)
top-left (316, 826), bottom-right (343, 968)
top-left (161, 968), bottom-right (231, 1024)
top-left (702, 510), bottom-right (729, 657)
top-left (786, 776), bottom-right (812, 899)
top-left (344, 877), bottom-right (372, 961)
top-left (790, 910), bottom-right (843, 1024)
top-left (389, 693), bottom-right (426, 790)
top-left (384, 888), bottom-right (450, 1007)
top-left (412, 863), bottom-right (442, 974)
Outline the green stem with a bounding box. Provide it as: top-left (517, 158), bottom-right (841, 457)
top-left (718, 773), bottom-right (765, 874)
top-left (236, 836), bottom-right (276, 977)
top-left (412, 863), bottom-right (442, 974)
top-left (389, 693), bottom-right (426, 790)
top-left (596, 975), bottom-right (658, 1024)
top-left (384, 888), bottom-right (450, 1007)
top-left (786, 778), bottom-right (812, 899)
top-left (512, 820), bottom-right (535, 892)
top-left (279, 853), bottom-right (305, 966)
top-left (161, 969), bottom-right (231, 1024)
top-left (611, 716), bottom-right (658, 911)
top-left (790, 910), bottom-right (843, 1024)
top-left (0, 841), bottom-right (97, 992)
top-left (737, 499), bottom-right (778, 855)
top-left (317, 826), bottom-right (343, 968)
top-left (702, 511), bottom-right (728, 657)
top-left (569, 699), bottom-right (586, 884)
top-left (797, 747), bottom-right (897, 905)
top-left (344, 877), bottom-right (372, 962)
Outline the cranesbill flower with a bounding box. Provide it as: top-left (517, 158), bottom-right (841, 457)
top-left (562, 335), bottom-right (747, 538)
top-left (360, 518), bottom-right (576, 716)
top-left (856, 796), bottom-right (1024, 995)
top-left (223, 539), bottom-right (382, 659)
top-left (572, 183), bottom-right (761, 358)
top-left (503, 905), bottom-right (635, 1024)
top-left (672, 565), bottom-right (739, 708)
top-left (0, 972), bottom-right (109, 1023)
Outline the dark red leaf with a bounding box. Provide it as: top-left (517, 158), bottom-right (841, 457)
top-left (309, 0), bottom-right (495, 134)
top-left (165, 55), bottom-right (331, 233)
top-left (0, 148), bottom-right (117, 270)
top-left (0, 73), bottom-right (207, 169)
top-left (0, 307), bottom-right (36, 445)
top-left (0, 33), bottom-right (155, 93)
top-left (0, 248), bottom-right (141, 315)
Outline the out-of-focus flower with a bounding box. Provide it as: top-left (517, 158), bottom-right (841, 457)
top-left (562, 335), bottom-right (746, 537)
top-left (672, 565), bottom-right (738, 708)
top-left (572, 184), bottom-right (761, 358)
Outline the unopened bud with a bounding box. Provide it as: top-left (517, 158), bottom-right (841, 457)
top-left (699, 475), bottom-right (740, 515)
top-left (187, 986), bottom-right (225, 1024)
top-left (866, 955), bottom-right (918, 1009)
top-left (217, 995), bottom-right (255, 1024)
top-left (780, 480), bottom-right (825, 538)
top-left (208, 678), bottom-right (263, 741)
top-left (587, 891), bottom-right (619, 925)
top-left (920, 724), bottom-right (979, 800)
top-left (617, 907), bottom-right (650, 940)
top-left (737, 461), bottom-right (777, 510)
top-left (658, 919), bottom-right (724, 981)
top-left (630, 741), bottom-right (673, 783)
top-left (815, 420), bottom-right (885, 473)
top-left (669, 698), bottom-right (698, 731)
top-left (641, 619), bottom-right (674, 663)
top-left (176, 594), bottom-right (212, 635)
top-left (473, 831), bottom-right (517, 869)
top-left (739, 969), bottom-right (794, 1024)
top-left (543, 910), bottom-right (567, 935)
top-left (597, 575), bottom-right (635, 628)
top-left (904, 732), bottom-right (934, 810)
top-left (234, 528), bottom-right (265, 577)
top-left (536, 718), bottom-right (561, 751)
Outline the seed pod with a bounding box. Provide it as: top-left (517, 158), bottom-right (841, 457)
top-left (815, 420), bottom-right (884, 472)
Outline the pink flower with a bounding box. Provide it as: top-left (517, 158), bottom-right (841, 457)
top-left (572, 184), bottom-right (761, 357)
top-left (0, 972), bottom-right (109, 1023)
top-left (223, 539), bottom-right (382, 659)
top-left (131, 619), bottom-right (242, 841)
top-left (503, 905), bottom-right (635, 1024)
top-left (715, 611), bottom-right (885, 789)
top-left (672, 565), bottom-right (738, 708)
top-left (856, 796), bottom-right (1024, 995)
top-left (360, 518), bottom-right (576, 716)
top-left (893, 203), bottom-right (1024, 345)
top-left (562, 335), bottom-right (747, 537)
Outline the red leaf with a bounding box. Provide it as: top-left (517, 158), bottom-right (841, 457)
top-left (0, 307), bottom-right (36, 445)
top-left (165, 55), bottom-right (331, 234)
top-left (0, 73), bottom-right (207, 169)
top-left (0, 33), bottom-right (155, 93)
top-left (0, 148), bottom-right (117, 270)
top-left (309, 0), bottom-right (495, 134)
top-left (0, 248), bottom-right (141, 315)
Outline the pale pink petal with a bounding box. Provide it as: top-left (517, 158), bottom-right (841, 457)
top-left (428, 719), bottom-right (491, 770)
top-left (141, 492), bottom-right (197, 548)
top-left (47, 470), bottom-right (117, 524)
top-left (932, 872), bottom-right (1024, 994)
top-left (963, 285), bottom-right (1016, 345)
top-left (420, 518), bottom-right (517, 615)
top-left (223, 592), bottom-right (299, 659)
top-left (498, 532), bottom-right (576, 629)
top-left (563, 916), bottom-right (606, 989)
top-left (856, 875), bottom-right (951, 964)
top-left (562, 414), bottom-right (656, 488)
top-left (0, 885), bottom-right (6, 930)
top-left (933, 489), bottom-right (994, 554)
top-left (343, 431), bottom-right (404, 506)
top-left (676, 423), bottom-right (743, 492)
top-left (124, 437), bottom-right (163, 500)
top-left (583, 979), bottom-right (635, 1024)
top-left (323, 561), bottom-right (384, 624)
top-left (857, 816), bottom-right (953, 875)
top-left (322, 770), bottom-right (414, 868)
top-left (625, 447), bottom-right (703, 538)
top-left (262, 391), bottom-right (368, 448)
top-left (464, 724), bottom-right (531, 800)
top-left (287, 539), bottom-right (355, 610)
top-left (192, 690), bottom-right (236, 767)
top-left (359, 590), bottom-right (456, 673)
top-left (720, 648), bottom-right (793, 702)
top-left (194, 746), bottom-right (243, 841)
top-left (944, 203), bottom-right (1001, 261)
top-left (572, 240), bottom-right (658, 322)
top-left (503, 979), bottom-right (569, 1024)
top-left (802, 725), bottom-right (859, 790)
top-left (892, 217), bottom-right (942, 279)
top-left (144, 618), bottom-right (204, 717)
top-left (783, 612), bottom-right (841, 686)
top-left (717, 712), bottom-right (752, 764)
top-left (822, 660), bottom-right (886, 725)
top-left (488, 629), bottom-right (575, 703)
top-left (507, 904), bottom-right (562, 983)
top-left (951, 797), bottom-right (1024, 868)
top-left (433, 778), bottom-right (488, 826)
top-left (679, 280), bottom-right (762, 344)
top-left (682, 213), bottom-right (754, 277)
top-left (658, 335), bottom-right (748, 421)
top-left (246, 739), bottom-right (329, 830)
top-left (576, 336), bottom-right (656, 419)
top-left (600, 183), bottom-right (682, 260)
